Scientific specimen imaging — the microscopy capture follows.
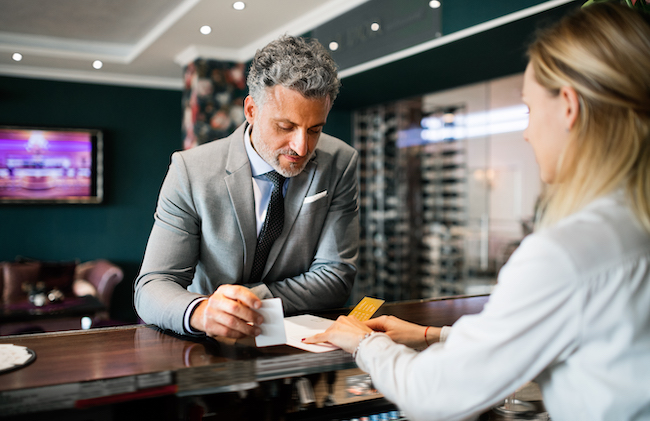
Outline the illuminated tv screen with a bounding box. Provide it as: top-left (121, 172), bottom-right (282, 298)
top-left (0, 126), bottom-right (103, 204)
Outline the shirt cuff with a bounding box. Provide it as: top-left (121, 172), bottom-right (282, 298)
top-left (439, 325), bottom-right (452, 343)
top-left (184, 297), bottom-right (208, 335)
top-left (354, 332), bottom-right (394, 371)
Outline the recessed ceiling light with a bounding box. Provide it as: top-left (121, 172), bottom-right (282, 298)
top-left (371, 22), bottom-right (380, 32)
top-left (200, 25), bottom-right (212, 35)
top-left (12, 52), bottom-right (22, 61)
top-left (429, 0), bottom-right (441, 8)
top-left (92, 60), bottom-right (103, 70)
top-left (233, 1), bottom-right (245, 10)
top-left (329, 41), bottom-right (339, 51)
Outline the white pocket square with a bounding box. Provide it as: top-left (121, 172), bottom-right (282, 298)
top-left (303, 190), bottom-right (328, 204)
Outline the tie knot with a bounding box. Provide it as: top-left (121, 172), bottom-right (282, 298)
top-left (266, 171), bottom-right (285, 188)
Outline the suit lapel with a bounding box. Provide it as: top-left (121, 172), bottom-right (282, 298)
top-left (224, 124), bottom-right (257, 282)
top-left (263, 156), bottom-right (317, 278)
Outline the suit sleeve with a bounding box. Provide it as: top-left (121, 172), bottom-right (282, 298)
top-left (266, 149), bottom-right (360, 313)
top-left (134, 152), bottom-right (206, 335)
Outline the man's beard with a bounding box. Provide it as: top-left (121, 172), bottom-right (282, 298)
top-left (251, 132), bottom-right (314, 178)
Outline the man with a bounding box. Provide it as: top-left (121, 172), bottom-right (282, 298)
top-left (135, 35), bottom-right (359, 339)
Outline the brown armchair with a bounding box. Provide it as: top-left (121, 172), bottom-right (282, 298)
top-left (73, 259), bottom-right (124, 320)
top-left (0, 259), bottom-right (124, 335)
top-left (2, 259), bottom-right (76, 306)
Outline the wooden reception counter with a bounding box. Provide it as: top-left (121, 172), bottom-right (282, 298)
top-left (0, 295), bottom-right (489, 420)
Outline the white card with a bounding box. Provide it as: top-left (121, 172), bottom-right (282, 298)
top-left (255, 298), bottom-right (287, 347)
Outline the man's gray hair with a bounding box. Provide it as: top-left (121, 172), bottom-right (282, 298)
top-left (247, 35), bottom-right (341, 107)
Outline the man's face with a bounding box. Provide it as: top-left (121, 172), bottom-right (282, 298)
top-left (244, 85), bottom-right (331, 178)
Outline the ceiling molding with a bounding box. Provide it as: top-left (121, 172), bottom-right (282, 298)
top-left (126, 0), bottom-right (201, 63)
top-left (0, 32), bottom-right (132, 63)
top-left (339, 0), bottom-right (574, 79)
top-left (0, 0), bottom-right (199, 65)
top-left (174, 45), bottom-right (248, 66)
top-left (174, 0), bottom-right (370, 66)
top-left (236, 0), bottom-right (370, 62)
top-left (0, 64), bottom-right (183, 90)
top-left (1, 0), bottom-right (369, 89)
top-left (174, 0), bottom-right (571, 73)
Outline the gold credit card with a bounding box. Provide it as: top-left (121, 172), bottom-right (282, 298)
top-left (348, 296), bottom-right (385, 321)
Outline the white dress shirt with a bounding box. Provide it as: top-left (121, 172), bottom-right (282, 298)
top-left (356, 190), bottom-right (650, 421)
top-left (243, 125), bottom-right (288, 235)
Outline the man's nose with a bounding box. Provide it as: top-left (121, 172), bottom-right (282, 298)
top-left (289, 130), bottom-right (309, 156)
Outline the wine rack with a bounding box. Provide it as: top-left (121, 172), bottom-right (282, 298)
top-left (353, 102), bottom-right (467, 302)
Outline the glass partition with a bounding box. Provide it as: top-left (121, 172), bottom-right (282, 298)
top-left (352, 73), bottom-right (541, 303)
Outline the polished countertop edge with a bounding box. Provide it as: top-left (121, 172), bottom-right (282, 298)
top-left (0, 295), bottom-right (490, 416)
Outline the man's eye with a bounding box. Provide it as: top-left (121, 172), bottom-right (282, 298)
top-left (309, 128), bottom-right (322, 134)
top-left (279, 126), bottom-right (293, 131)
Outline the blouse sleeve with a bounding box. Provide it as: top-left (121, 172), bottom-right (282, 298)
top-left (355, 233), bottom-right (582, 421)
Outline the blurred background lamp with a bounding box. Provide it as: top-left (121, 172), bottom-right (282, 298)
top-left (81, 316), bottom-right (92, 330)
top-left (200, 25), bottom-right (212, 35)
top-left (371, 22), bottom-right (380, 31)
top-left (92, 60), bottom-right (103, 69)
top-left (329, 41), bottom-right (339, 51)
top-left (12, 52), bottom-right (22, 61)
top-left (443, 113), bottom-right (455, 123)
top-left (429, 0), bottom-right (441, 8)
top-left (233, 1), bottom-right (245, 10)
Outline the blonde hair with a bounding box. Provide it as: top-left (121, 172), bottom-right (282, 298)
top-left (528, 3), bottom-right (650, 231)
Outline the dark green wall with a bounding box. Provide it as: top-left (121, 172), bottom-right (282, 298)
top-left (324, 107), bottom-right (353, 144)
top-left (0, 76), bottom-right (181, 320)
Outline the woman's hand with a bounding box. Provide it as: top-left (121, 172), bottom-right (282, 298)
top-left (303, 315), bottom-right (373, 354)
top-left (366, 315), bottom-right (441, 349)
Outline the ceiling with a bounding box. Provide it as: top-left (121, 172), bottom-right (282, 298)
top-left (0, 0), bottom-right (368, 90)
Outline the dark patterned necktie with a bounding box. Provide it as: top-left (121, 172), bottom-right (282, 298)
top-left (250, 171), bottom-right (286, 283)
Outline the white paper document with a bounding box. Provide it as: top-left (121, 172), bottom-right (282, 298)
top-left (254, 299), bottom-right (340, 353)
top-left (255, 298), bottom-right (287, 347)
top-left (284, 314), bottom-right (340, 353)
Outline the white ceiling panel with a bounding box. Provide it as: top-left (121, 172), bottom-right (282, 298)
top-left (0, 0), bottom-right (368, 89)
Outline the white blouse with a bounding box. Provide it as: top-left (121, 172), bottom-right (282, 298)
top-left (356, 191), bottom-right (650, 421)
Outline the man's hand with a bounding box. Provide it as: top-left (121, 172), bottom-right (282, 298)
top-left (190, 284), bottom-right (263, 338)
top-left (365, 315), bottom-right (440, 349)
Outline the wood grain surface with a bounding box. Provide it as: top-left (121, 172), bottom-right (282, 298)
top-left (0, 295), bottom-right (489, 395)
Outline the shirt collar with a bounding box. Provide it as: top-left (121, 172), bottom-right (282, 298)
top-left (244, 124), bottom-right (275, 177)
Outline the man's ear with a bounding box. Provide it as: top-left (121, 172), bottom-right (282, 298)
top-left (560, 86), bottom-right (580, 131)
top-left (244, 95), bottom-right (257, 125)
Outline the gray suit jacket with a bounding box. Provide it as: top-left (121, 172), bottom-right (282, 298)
top-left (134, 123), bottom-right (359, 335)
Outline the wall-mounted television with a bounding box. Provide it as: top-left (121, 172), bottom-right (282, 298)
top-left (0, 126), bottom-right (103, 204)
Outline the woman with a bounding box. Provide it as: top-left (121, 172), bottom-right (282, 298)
top-left (305, 3), bottom-right (650, 420)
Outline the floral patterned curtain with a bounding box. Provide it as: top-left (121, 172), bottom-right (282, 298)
top-left (182, 59), bottom-right (248, 150)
